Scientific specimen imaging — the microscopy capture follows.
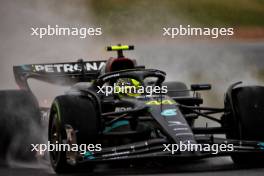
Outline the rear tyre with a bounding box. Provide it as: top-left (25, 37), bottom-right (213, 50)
top-left (49, 95), bottom-right (99, 173)
top-left (0, 90), bottom-right (41, 164)
top-left (223, 86), bottom-right (264, 166)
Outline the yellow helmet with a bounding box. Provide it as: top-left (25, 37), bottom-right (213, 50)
top-left (115, 78), bottom-right (141, 97)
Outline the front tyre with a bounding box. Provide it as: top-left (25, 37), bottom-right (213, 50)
top-left (48, 95), bottom-right (99, 173)
top-left (223, 86), bottom-right (264, 166)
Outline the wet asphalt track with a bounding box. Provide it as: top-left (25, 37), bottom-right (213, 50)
top-left (1, 157), bottom-right (264, 176)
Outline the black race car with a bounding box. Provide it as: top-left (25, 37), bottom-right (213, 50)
top-left (1, 45), bottom-right (264, 173)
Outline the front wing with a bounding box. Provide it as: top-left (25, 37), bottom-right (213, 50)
top-left (64, 135), bottom-right (264, 165)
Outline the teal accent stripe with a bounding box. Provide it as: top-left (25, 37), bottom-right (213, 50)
top-left (258, 142), bottom-right (264, 150)
top-left (103, 120), bottom-right (129, 133)
top-left (84, 151), bottom-right (95, 160)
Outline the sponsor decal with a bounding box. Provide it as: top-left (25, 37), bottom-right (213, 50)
top-left (102, 151), bottom-right (130, 157)
top-left (145, 99), bottom-right (176, 105)
top-left (168, 121), bottom-right (187, 126)
top-left (115, 107), bottom-right (132, 112)
top-left (173, 128), bottom-right (189, 131)
top-left (32, 61), bottom-right (105, 73)
top-left (102, 73), bottom-right (120, 81)
top-left (161, 109), bottom-right (177, 116)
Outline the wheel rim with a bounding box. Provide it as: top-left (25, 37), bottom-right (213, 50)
top-left (49, 109), bottom-right (62, 166)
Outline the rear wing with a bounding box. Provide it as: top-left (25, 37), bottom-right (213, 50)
top-left (13, 60), bottom-right (106, 90)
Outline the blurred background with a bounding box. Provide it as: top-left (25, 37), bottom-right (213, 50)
top-left (0, 0), bottom-right (264, 119)
top-left (0, 1), bottom-right (264, 173)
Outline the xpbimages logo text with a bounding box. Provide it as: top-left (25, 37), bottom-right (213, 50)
top-left (97, 83), bottom-right (168, 96)
top-left (31, 24), bottom-right (102, 39)
top-left (163, 141), bottom-right (234, 155)
top-left (31, 141), bottom-right (102, 155)
top-left (163, 25), bottom-right (234, 39)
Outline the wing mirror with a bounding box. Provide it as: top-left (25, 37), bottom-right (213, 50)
top-left (191, 84), bottom-right (211, 91)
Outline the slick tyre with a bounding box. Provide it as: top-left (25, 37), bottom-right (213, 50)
top-left (0, 90), bottom-right (41, 164)
top-left (223, 86), bottom-right (264, 166)
top-left (48, 95), bottom-right (99, 173)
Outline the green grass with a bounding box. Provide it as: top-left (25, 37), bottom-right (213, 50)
top-left (88, 0), bottom-right (264, 37)
top-left (167, 0), bottom-right (264, 27)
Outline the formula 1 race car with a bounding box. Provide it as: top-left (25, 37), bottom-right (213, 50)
top-left (0, 45), bottom-right (264, 173)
